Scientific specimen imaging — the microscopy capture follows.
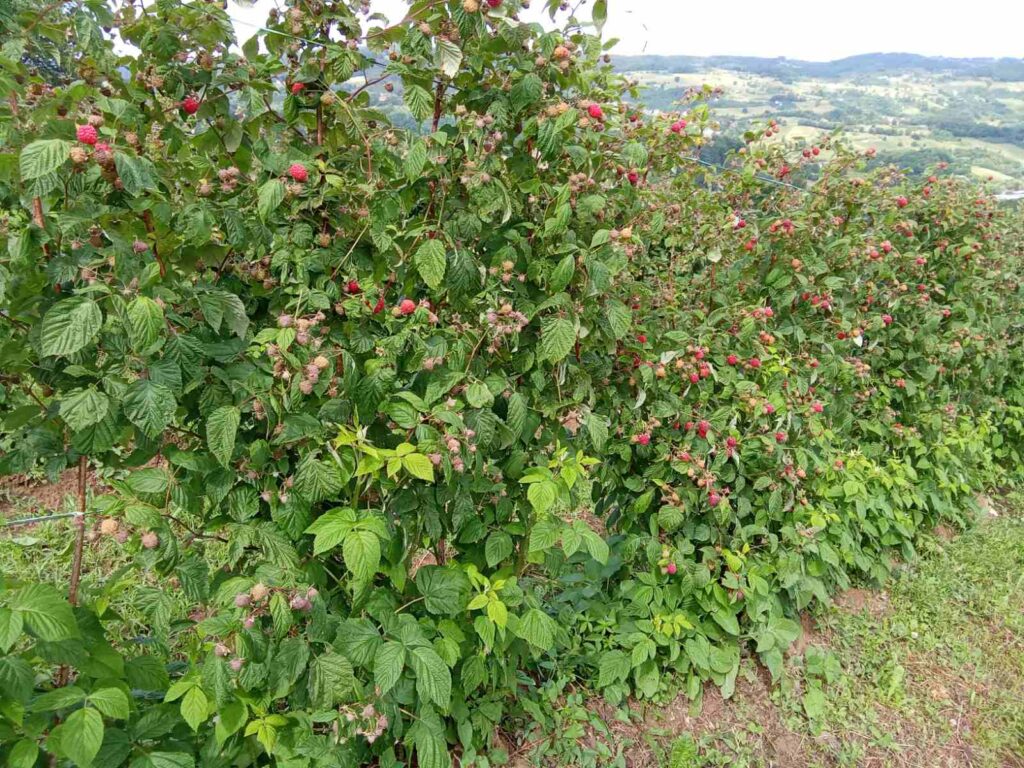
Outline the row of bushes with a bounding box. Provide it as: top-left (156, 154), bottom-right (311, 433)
top-left (2, 1), bottom-right (1023, 766)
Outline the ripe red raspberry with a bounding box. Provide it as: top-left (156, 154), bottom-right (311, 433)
top-left (811, 402), bottom-right (824, 414)
top-left (689, 373), bottom-right (699, 384)
top-left (748, 357), bottom-right (762, 369)
top-left (346, 280), bottom-right (361, 294)
top-left (634, 433), bottom-right (651, 446)
top-left (587, 103), bottom-right (604, 120)
top-left (727, 354), bottom-right (739, 365)
top-left (288, 163), bottom-right (308, 182)
top-left (76, 124), bottom-right (98, 145)
top-left (882, 314), bottom-right (893, 326)
top-left (775, 431), bottom-right (787, 443)
top-left (666, 562), bottom-right (678, 575)
top-left (708, 492), bottom-right (721, 507)
top-left (896, 196), bottom-right (909, 208)
top-left (399, 299), bottom-right (417, 315)
top-left (636, 333), bottom-right (647, 344)
top-left (627, 170), bottom-right (640, 186)
top-left (291, 82), bottom-right (305, 94)
top-left (181, 95), bottom-right (200, 115)
top-left (697, 420), bottom-right (710, 438)
top-left (486, 0), bottom-right (502, 6)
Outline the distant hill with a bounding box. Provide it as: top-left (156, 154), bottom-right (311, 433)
top-left (613, 53), bottom-right (1024, 82)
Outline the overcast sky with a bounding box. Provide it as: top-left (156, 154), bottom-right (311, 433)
top-left (224, 0), bottom-right (1023, 61)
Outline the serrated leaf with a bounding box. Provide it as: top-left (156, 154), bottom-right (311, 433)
top-left (484, 531), bottom-right (514, 567)
top-left (435, 38), bottom-right (462, 78)
top-left (512, 608), bottom-right (556, 651)
top-left (258, 179), bottom-right (285, 221)
top-left (61, 707), bottom-right (104, 767)
top-left (294, 455), bottom-right (345, 503)
top-left (408, 646), bottom-right (451, 709)
top-left (414, 240), bottom-right (447, 291)
top-left (123, 380), bottom-right (176, 438)
top-left (113, 152), bottom-right (158, 196)
top-left (180, 686), bottom-right (208, 731)
top-left (206, 405), bottom-right (240, 469)
top-left (40, 297), bottom-right (102, 357)
top-left (605, 300), bottom-right (632, 339)
top-left (343, 529), bottom-right (380, 584)
top-left (405, 140), bottom-right (428, 180)
top-left (10, 583), bottom-right (77, 641)
top-left (374, 642), bottom-right (405, 695)
top-left (88, 688), bottom-right (129, 719)
top-left (526, 481), bottom-right (557, 516)
top-left (307, 652), bottom-right (354, 709)
top-left (59, 388), bottom-right (110, 431)
top-left (549, 254), bottom-right (575, 293)
top-left (127, 296), bottom-right (164, 351)
top-left (538, 317), bottom-right (575, 363)
top-left (20, 139), bottom-right (71, 179)
top-left (402, 453), bottom-right (435, 483)
top-left (414, 566), bottom-right (470, 616)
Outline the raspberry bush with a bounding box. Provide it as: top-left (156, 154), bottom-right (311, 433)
top-left (1, 1), bottom-right (1023, 766)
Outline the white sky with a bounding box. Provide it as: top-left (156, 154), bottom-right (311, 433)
top-left (224, 0), bottom-right (1024, 61)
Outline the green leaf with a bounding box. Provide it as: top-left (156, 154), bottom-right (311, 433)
top-left (408, 646), bottom-right (451, 709)
top-left (268, 637), bottom-right (309, 697)
top-left (404, 84), bottom-right (433, 121)
top-left (113, 152), bottom-right (158, 196)
top-left (592, 0), bottom-right (607, 31)
top-left (127, 296), bottom-right (164, 352)
top-left (206, 405), bottom-right (240, 469)
top-left (30, 686), bottom-right (86, 712)
top-left (435, 38), bottom-right (462, 78)
top-left (586, 413), bottom-right (609, 452)
top-left (88, 688), bottom-right (129, 719)
top-left (373, 641), bottom-right (406, 695)
top-left (538, 317), bottom-right (575, 363)
top-left (414, 240), bottom-right (447, 291)
top-left (526, 481), bottom-right (557, 516)
top-left (0, 657), bottom-right (34, 701)
top-left (126, 467), bottom-right (169, 495)
top-left (179, 686), bottom-right (208, 732)
top-left (40, 297), bottom-right (103, 357)
top-left (294, 455), bottom-right (345, 503)
top-left (307, 652), bottom-right (354, 709)
top-left (549, 254), bottom-right (575, 293)
top-left (484, 531), bottom-right (514, 568)
top-left (123, 380), bottom-right (176, 438)
top-left (61, 706), bottom-right (104, 767)
top-left (257, 179), bottom-right (285, 221)
top-left (343, 529), bottom-right (380, 583)
top-left (135, 753), bottom-right (195, 768)
top-left (597, 650), bottom-right (630, 687)
top-left (414, 566), bottom-right (471, 616)
top-left (402, 453), bottom-right (435, 483)
top-left (512, 608), bottom-right (556, 651)
top-left (465, 381), bottom-right (494, 409)
top-left (605, 300), bottom-right (632, 339)
top-left (0, 607), bottom-right (23, 653)
top-left (214, 702), bottom-right (247, 746)
top-left (506, 393), bottom-right (528, 440)
top-left (6, 739), bottom-right (39, 768)
top-left (404, 140), bottom-right (428, 180)
top-left (10, 583), bottom-right (77, 641)
top-left (59, 388), bottom-right (111, 432)
top-left (20, 139), bottom-right (71, 179)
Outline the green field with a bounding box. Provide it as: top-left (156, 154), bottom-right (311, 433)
top-left (614, 54), bottom-right (1024, 191)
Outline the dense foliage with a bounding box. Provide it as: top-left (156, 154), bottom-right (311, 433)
top-left (1, 1), bottom-right (1023, 766)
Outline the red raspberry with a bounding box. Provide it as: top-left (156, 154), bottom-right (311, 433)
top-left (399, 299), bottom-right (417, 315)
top-left (182, 96), bottom-right (200, 115)
top-left (587, 103), bottom-right (604, 120)
top-left (727, 354), bottom-right (739, 366)
top-left (291, 82), bottom-right (305, 94)
top-left (347, 280), bottom-right (361, 294)
top-left (76, 124), bottom-right (98, 145)
top-left (288, 163), bottom-right (308, 182)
